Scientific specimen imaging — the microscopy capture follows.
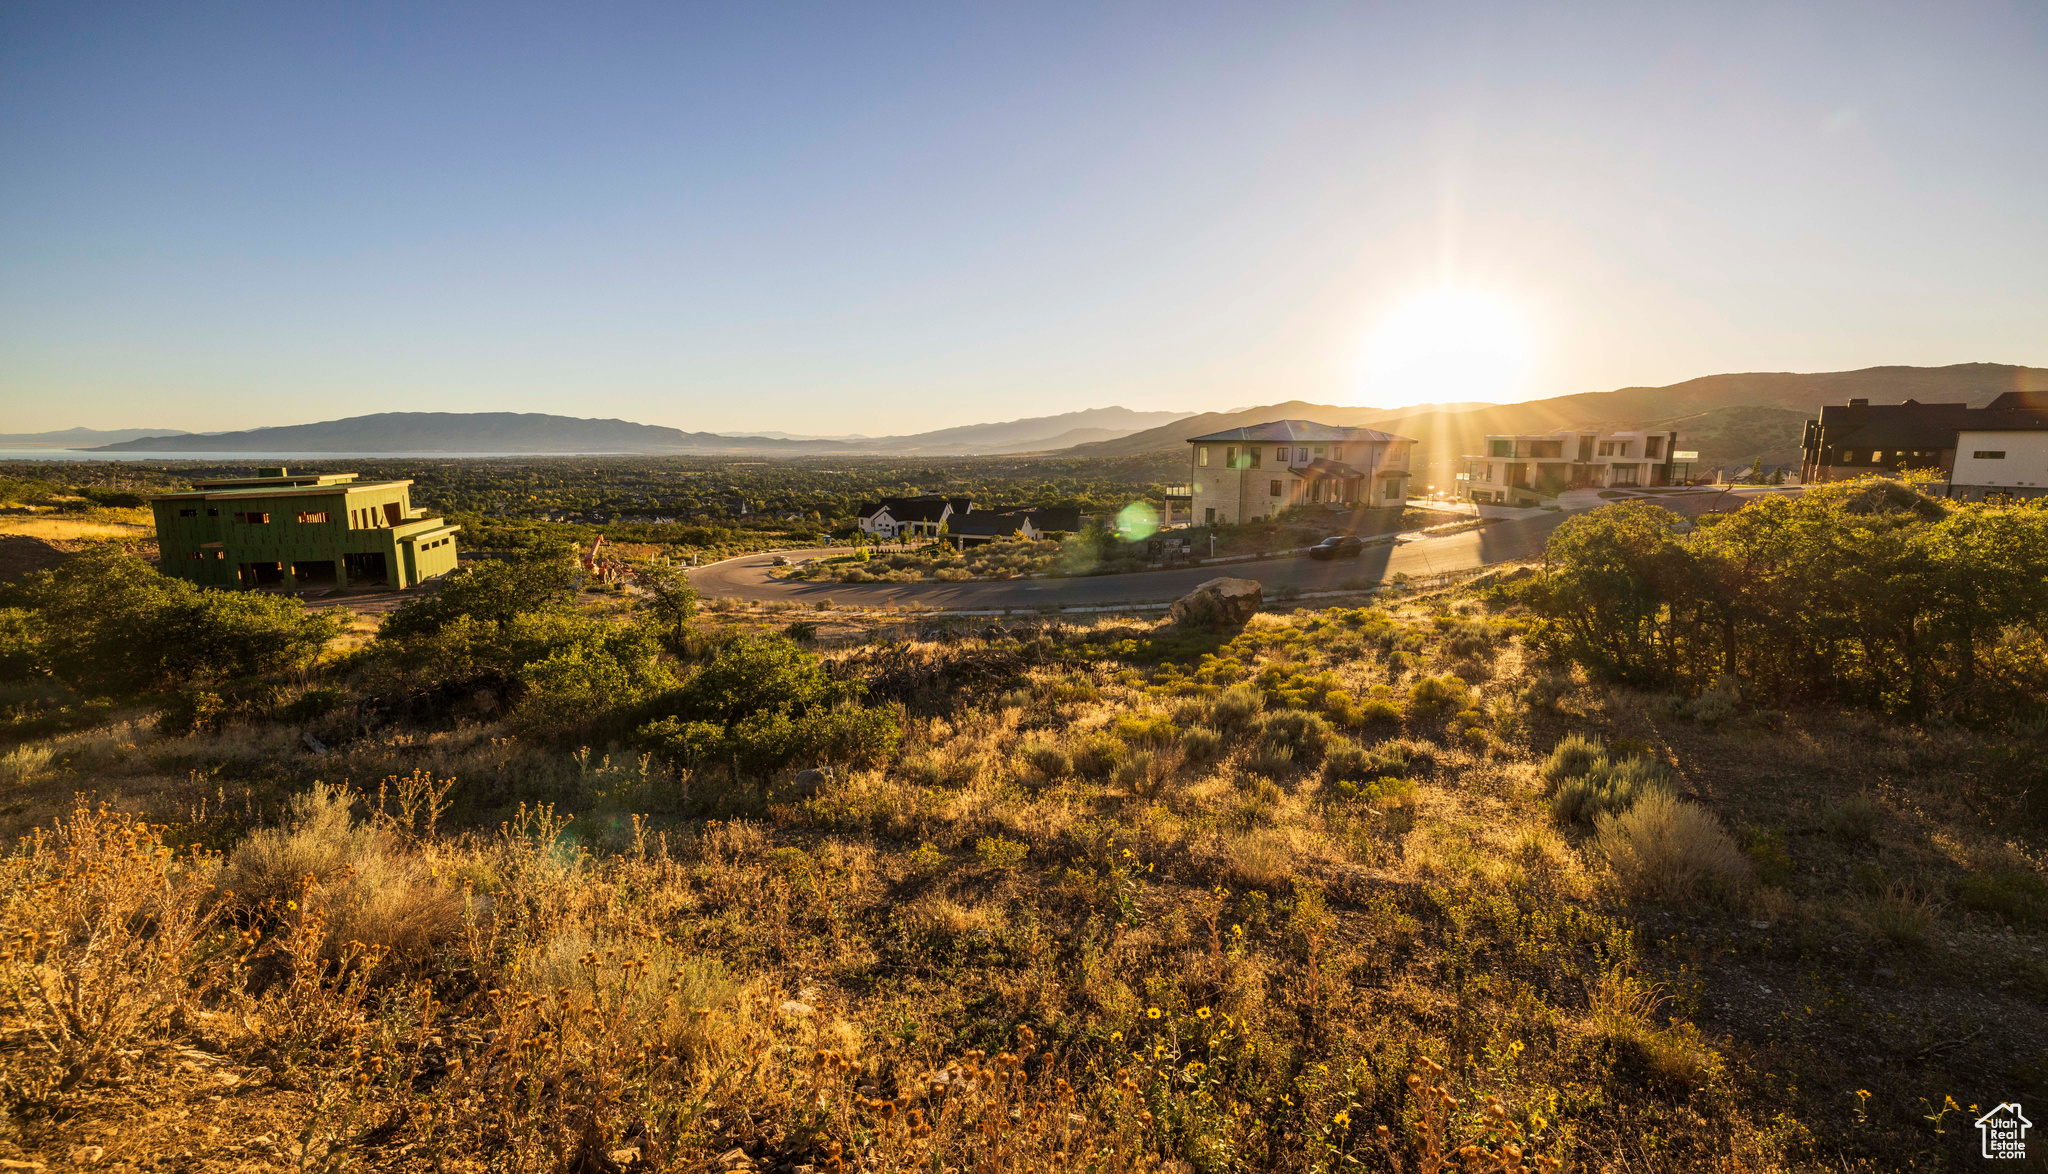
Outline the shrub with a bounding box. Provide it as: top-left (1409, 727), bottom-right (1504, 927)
top-left (1518, 672), bottom-right (1572, 713)
top-left (1246, 741), bottom-right (1296, 778)
top-left (1954, 869), bottom-right (2047, 925)
top-left (1179, 726), bottom-right (1224, 767)
top-left (1596, 792), bottom-right (1751, 903)
top-left (1856, 885), bottom-right (1943, 949)
top-left (783, 620), bottom-right (821, 644)
top-left (1113, 712), bottom-right (1176, 746)
top-left (1209, 683), bottom-right (1265, 731)
top-left (1552, 755), bottom-right (1671, 826)
top-left (511, 932), bottom-right (740, 1069)
top-left (1822, 793), bottom-right (1883, 844)
top-left (1406, 675), bottom-right (1470, 722)
top-left (1020, 743), bottom-right (1073, 781)
top-left (1071, 732), bottom-right (1126, 780)
top-left (0, 800), bottom-right (229, 1090)
top-left (0, 741), bottom-right (55, 785)
top-left (974, 834), bottom-right (1029, 869)
top-left (1260, 708), bottom-right (1331, 763)
top-left (1540, 732), bottom-right (1605, 787)
top-left (281, 687), bottom-right (350, 723)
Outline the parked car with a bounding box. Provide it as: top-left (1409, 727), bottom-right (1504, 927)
top-left (1309, 535), bottom-right (1365, 560)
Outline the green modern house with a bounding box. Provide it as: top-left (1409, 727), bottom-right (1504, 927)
top-left (149, 467), bottom-right (460, 591)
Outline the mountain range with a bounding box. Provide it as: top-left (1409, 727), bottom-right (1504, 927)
top-left (2, 426), bottom-right (192, 447)
top-left (73, 363), bottom-right (2048, 472)
top-left (86, 407), bottom-right (1190, 456)
top-left (1066, 363), bottom-right (2048, 477)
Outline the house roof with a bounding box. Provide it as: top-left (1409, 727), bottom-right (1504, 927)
top-left (1817, 399), bottom-right (2048, 449)
top-left (1023, 505), bottom-right (1081, 531)
top-left (951, 512), bottom-right (1034, 537)
top-left (856, 495), bottom-right (953, 521)
top-left (149, 480), bottom-right (412, 502)
top-left (1296, 458), bottom-right (1364, 480)
top-left (889, 499), bottom-right (951, 523)
top-left (1186, 419), bottom-right (1415, 444)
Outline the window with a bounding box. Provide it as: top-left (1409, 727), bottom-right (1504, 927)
top-left (206, 508), bottom-right (218, 517)
top-left (1331, 446), bottom-right (1343, 461)
top-left (186, 551), bottom-right (202, 560)
top-left (296, 511), bottom-right (330, 523)
top-left (1269, 480), bottom-right (1282, 497)
top-left (1314, 446), bottom-right (1326, 457)
top-left (1975, 450), bottom-right (2007, 459)
top-left (1248, 447), bottom-right (1262, 468)
top-left (1197, 446), bottom-right (1209, 467)
top-left (178, 508), bottom-right (198, 517)
top-left (1872, 451), bottom-right (1884, 464)
top-left (234, 512), bottom-right (270, 524)
top-left (214, 551), bottom-right (225, 559)
top-left (1226, 446), bottom-right (1239, 469)
top-left (1204, 507), bottom-right (1215, 524)
top-left (1645, 437), bottom-right (1662, 458)
top-left (1491, 440), bottom-right (1511, 457)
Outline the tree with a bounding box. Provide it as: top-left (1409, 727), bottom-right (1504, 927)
top-left (633, 558), bottom-right (699, 651)
top-left (380, 544), bottom-right (577, 641)
top-left (1524, 503), bottom-right (1696, 686)
top-left (3, 544), bottom-right (341, 697)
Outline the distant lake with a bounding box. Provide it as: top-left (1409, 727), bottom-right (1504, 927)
top-left (0, 449), bottom-right (636, 462)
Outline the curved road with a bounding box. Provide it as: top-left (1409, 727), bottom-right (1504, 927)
top-left (690, 513), bottom-right (1567, 611)
top-left (688, 488), bottom-right (1799, 612)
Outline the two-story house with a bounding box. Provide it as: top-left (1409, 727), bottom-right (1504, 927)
top-left (1186, 421), bottom-right (1416, 525)
top-left (1799, 391), bottom-right (2048, 500)
top-left (1462, 429), bottom-right (1679, 506)
top-left (854, 495), bottom-right (969, 539)
top-left (149, 467), bottom-right (460, 591)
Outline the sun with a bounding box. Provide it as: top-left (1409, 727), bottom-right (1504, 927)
top-left (1356, 287), bottom-right (1535, 409)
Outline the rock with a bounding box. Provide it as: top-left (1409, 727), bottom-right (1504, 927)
top-left (791, 767), bottom-right (833, 798)
top-left (301, 731), bottom-right (328, 754)
top-left (716, 1147), bottom-right (755, 1169)
top-left (1168, 577), bottom-right (1263, 631)
top-left (776, 1000), bottom-right (815, 1018)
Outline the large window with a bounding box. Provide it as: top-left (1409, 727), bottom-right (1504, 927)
top-left (1269, 480), bottom-right (1282, 497)
top-left (1197, 446), bottom-right (1209, 467)
top-left (1248, 447), bottom-right (1262, 468)
top-left (234, 511), bottom-right (270, 524)
top-left (296, 511), bottom-right (331, 524)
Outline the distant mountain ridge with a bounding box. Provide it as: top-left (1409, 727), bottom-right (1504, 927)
top-left (2, 426), bottom-right (191, 446)
top-left (1064, 363), bottom-right (2048, 474)
top-left (87, 406), bottom-right (1192, 455)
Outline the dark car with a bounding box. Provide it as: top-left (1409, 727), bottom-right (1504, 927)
top-left (1309, 535), bottom-right (1365, 560)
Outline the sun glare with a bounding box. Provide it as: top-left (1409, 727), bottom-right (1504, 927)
top-left (1357, 287), bottom-right (1535, 409)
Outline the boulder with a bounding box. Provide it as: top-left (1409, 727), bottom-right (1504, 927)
top-left (1168, 576), bottom-right (1263, 631)
top-left (791, 766), bottom-right (834, 797)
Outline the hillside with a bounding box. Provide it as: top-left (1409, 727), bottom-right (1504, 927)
top-left (1066, 363), bottom-right (2048, 479)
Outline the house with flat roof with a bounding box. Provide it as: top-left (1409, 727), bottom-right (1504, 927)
top-left (1800, 391), bottom-right (2048, 500)
top-left (1186, 420), bottom-right (1415, 525)
top-left (148, 467), bottom-right (460, 591)
top-left (1461, 428), bottom-right (1680, 505)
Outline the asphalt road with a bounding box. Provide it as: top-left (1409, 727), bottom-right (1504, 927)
top-left (688, 487), bottom-right (1801, 612)
top-left (689, 514), bottom-right (1567, 611)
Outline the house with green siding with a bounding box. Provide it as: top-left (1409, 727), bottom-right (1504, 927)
top-left (148, 467), bottom-right (460, 591)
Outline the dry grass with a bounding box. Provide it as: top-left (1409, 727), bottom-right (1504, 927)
top-left (1596, 790), bottom-right (1752, 903)
top-left (0, 586), bottom-right (2040, 1171)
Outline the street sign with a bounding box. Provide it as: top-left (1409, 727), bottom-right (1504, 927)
top-left (1674, 450), bottom-right (1698, 460)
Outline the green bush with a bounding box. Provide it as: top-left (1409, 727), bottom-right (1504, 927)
top-left (1021, 743), bottom-right (1073, 780)
top-left (974, 835), bottom-right (1029, 869)
top-left (1209, 683), bottom-right (1265, 731)
top-left (1179, 726), bottom-right (1224, 767)
top-left (1540, 733), bottom-right (1605, 787)
top-left (1260, 708), bottom-right (1330, 763)
top-left (1071, 732), bottom-right (1126, 780)
top-left (4, 545), bottom-right (342, 698)
top-left (1406, 675), bottom-right (1470, 723)
top-left (1552, 754), bottom-right (1671, 826)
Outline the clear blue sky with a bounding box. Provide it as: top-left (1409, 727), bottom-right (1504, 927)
top-left (3, 2), bottom-right (2044, 435)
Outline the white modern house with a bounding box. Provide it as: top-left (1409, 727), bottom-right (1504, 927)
top-left (1186, 420), bottom-right (1415, 525)
top-left (1947, 426), bottom-right (2048, 502)
top-left (1461, 428), bottom-right (1680, 506)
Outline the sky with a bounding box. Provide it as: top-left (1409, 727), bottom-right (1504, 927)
top-left (2, 1), bottom-right (2045, 436)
